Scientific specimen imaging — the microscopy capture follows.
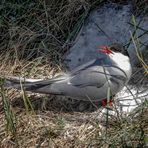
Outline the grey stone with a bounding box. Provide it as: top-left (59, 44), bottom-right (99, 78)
top-left (65, 3), bottom-right (148, 69)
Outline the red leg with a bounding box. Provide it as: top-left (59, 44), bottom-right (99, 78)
top-left (101, 99), bottom-right (113, 107)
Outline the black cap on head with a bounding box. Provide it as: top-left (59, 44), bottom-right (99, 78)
top-left (110, 43), bottom-right (129, 56)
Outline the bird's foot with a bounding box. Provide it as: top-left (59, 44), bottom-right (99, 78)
top-left (101, 98), bottom-right (113, 107)
top-left (93, 98), bottom-right (114, 109)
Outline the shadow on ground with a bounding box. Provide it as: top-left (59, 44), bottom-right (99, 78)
top-left (10, 95), bottom-right (102, 113)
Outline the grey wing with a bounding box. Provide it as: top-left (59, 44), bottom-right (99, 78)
top-left (69, 64), bottom-right (128, 88)
top-left (69, 66), bottom-right (111, 88)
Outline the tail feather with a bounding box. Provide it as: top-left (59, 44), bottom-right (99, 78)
top-left (3, 75), bottom-right (67, 94)
top-left (4, 77), bottom-right (44, 88)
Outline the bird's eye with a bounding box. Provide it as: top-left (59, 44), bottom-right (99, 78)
top-left (97, 46), bottom-right (114, 54)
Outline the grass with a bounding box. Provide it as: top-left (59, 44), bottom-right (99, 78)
top-left (0, 79), bottom-right (16, 137)
top-left (0, 0), bottom-right (148, 147)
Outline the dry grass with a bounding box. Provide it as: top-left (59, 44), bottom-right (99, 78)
top-left (0, 0), bottom-right (148, 147)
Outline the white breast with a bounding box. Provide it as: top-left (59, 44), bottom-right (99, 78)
top-left (110, 52), bottom-right (132, 81)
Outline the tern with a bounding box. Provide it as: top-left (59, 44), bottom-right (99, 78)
top-left (4, 43), bottom-right (132, 105)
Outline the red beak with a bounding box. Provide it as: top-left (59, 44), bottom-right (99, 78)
top-left (98, 45), bottom-right (113, 54)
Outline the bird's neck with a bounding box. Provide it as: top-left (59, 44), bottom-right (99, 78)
top-left (110, 53), bottom-right (132, 80)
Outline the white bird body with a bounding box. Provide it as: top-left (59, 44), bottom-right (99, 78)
top-left (4, 44), bottom-right (132, 102)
